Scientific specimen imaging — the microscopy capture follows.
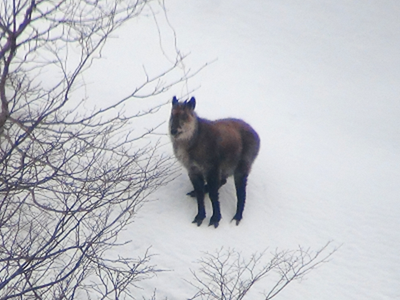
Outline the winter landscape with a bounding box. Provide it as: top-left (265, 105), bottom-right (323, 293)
top-left (1, 0), bottom-right (400, 299)
top-left (84, 1), bottom-right (400, 299)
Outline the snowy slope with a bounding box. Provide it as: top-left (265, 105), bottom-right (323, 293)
top-left (86, 1), bottom-right (400, 299)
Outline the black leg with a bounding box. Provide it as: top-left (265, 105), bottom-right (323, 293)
top-left (233, 172), bottom-right (248, 225)
top-left (187, 177), bottom-right (227, 198)
top-left (207, 171), bottom-right (221, 228)
top-left (189, 172), bottom-right (206, 226)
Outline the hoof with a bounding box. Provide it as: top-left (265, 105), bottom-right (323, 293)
top-left (209, 215), bottom-right (221, 228)
top-left (208, 220), bottom-right (219, 228)
top-left (232, 215), bottom-right (242, 226)
top-left (186, 190), bottom-right (196, 198)
top-left (192, 215), bottom-right (205, 226)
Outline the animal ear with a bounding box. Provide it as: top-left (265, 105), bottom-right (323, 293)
top-left (172, 96), bottom-right (178, 106)
top-left (187, 97), bottom-right (196, 110)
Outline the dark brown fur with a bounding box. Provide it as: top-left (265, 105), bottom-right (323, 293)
top-left (169, 96), bottom-right (260, 228)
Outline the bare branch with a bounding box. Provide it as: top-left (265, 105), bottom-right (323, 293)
top-left (187, 242), bottom-right (339, 300)
top-left (0, 0), bottom-right (194, 298)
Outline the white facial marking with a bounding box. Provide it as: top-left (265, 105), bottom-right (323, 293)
top-left (175, 116), bottom-right (196, 141)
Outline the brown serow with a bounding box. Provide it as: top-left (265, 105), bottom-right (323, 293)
top-left (169, 96), bottom-right (260, 228)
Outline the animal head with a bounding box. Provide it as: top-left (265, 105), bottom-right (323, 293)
top-left (169, 96), bottom-right (197, 141)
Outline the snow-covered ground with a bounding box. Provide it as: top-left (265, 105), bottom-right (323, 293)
top-left (87, 1), bottom-right (400, 299)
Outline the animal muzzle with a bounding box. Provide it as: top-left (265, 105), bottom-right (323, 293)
top-left (169, 117), bottom-right (181, 137)
top-left (170, 128), bottom-right (178, 136)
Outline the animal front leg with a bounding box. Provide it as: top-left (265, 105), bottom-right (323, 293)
top-left (207, 172), bottom-right (222, 228)
top-left (189, 172), bottom-right (206, 226)
top-left (186, 177), bottom-right (227, 197)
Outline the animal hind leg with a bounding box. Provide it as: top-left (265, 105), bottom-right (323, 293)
top-left (233, 168), bottom-right (249, 225)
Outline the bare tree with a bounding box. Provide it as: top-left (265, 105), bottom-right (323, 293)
top-left (187, 242), bottom-right (337, 300)
top-left (0, 0), bottom-right (192, 299)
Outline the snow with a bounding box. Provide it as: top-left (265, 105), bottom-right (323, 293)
top-left (86, 0), bottom-right (400, 299)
